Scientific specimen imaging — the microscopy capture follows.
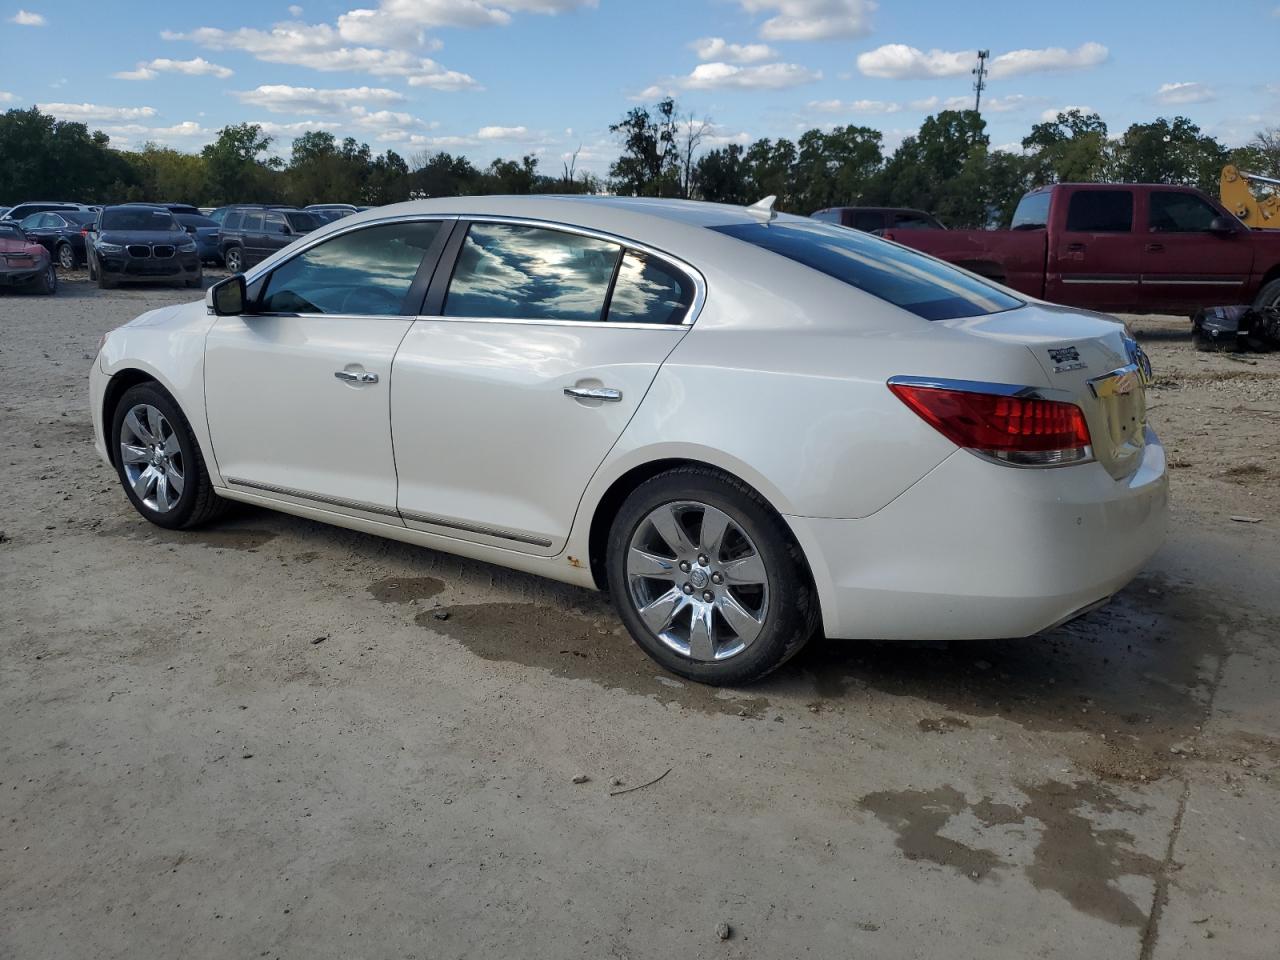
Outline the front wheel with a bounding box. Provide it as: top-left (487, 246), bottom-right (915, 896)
top-left (607, 467), bottom-right (819, 686)
top-left (111, 382), bottom-right (227, 529)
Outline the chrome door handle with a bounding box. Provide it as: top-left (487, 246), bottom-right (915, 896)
top-left (564, 386), bottom-right (622, 402)
top-left (335, 370), bottom-right (378, 384)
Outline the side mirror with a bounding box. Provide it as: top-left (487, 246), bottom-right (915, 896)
top-left (207, 274), bottom-right (247, 316)
top-left (1209, 216), bottom-right (1238, 235)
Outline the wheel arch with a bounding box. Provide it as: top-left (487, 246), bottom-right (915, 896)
top-left (583, 456), bottom-right (819, 624)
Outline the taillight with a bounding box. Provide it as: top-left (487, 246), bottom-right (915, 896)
top-left (889, 379), bottom-right (1092, 467)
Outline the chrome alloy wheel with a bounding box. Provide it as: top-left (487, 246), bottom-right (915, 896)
top-left (119, 403), bottom-right (185, 513)
top-left (626, 501), bottom-right (769, 662)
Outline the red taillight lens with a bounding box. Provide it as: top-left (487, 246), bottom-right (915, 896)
top-left (889, 381), bottom-right (1092, 466)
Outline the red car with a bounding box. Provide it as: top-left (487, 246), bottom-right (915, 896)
top-left (884, 183), bottom-right (1280, 314)
top-left (0, 221), bottom-right (56, 294)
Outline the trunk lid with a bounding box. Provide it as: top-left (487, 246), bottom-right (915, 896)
top-left (938, 303), bottom-right (1152, 479)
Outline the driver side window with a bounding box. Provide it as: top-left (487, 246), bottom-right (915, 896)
top-left (257, 220), bottom-right (443, 316)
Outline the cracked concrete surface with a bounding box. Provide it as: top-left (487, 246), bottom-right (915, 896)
top-left (1, 284), bottom-right (1277, 958)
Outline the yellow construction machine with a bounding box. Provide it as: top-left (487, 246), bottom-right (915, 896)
top-left (1220, 164), bottom-right (1280, 229)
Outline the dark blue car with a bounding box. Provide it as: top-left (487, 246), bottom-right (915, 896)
top-left (19, 210), bottom-right (97, 268)
top-left (175, 213), bottom-right (223, 265)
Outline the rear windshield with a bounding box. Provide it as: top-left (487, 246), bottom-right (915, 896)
top-left (285, 212), bottom-right (320, 232)
top-left (176, 213), bottom-right (217, 228)
top-left (711, 219), bottom-right (1021, 321)
top-left (63, 211), bottom-right (96, 225)
top-left (102, 208), bottom-right (179, 231)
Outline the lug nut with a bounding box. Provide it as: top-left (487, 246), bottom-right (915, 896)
top-left (679, 560), bottom-right (691, 573)
top-left (711, 572), bottom-right (723, 584)
top-left (697, 554), bottom-right (708, 566)
top-left (682, 583), bottom-right (693, 595)
top-left (702, 590), bottom-right (714, 602)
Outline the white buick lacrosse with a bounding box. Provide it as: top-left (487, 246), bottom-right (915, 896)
top-left (90, 195), bottom-right (1167, 684)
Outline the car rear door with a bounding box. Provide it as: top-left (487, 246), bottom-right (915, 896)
top-left (263, 211), bottom-right (295, 260)
top-left (1140, 189), bottom-right (1253, 312)
top-left (390, 219), bottom-right (698, 555)
top-left (1046, 188), bottom-right (1144, 311)
top-left (21, 214), bottom-right (57, 255)
top-left (240, 211), bottom-right (267, 265)
top-left (204, 217), bottom-right (452, 521)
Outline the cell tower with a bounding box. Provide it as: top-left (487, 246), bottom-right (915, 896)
top-left (972, 49), bottom-right (990, 113)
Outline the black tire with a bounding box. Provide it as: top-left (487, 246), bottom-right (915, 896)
top-left (184, 270), bottom-right (203, 289)
top-left (56, 242), bottom-right (75, 270)
top-left (606, 466), bottom-right (819, 686)
top-left (110, 382), bottom-right (228, 530)
top-left (1253, 278), bottom-right (1280, 312)
top-left (223, 246), bottom-right (243, 273)
top-left (87, 250), bottom-right (98, 281)
top-left (98, 268), bottom-right (116, 290)
top-left (36, 264), bottom-right (57, 295)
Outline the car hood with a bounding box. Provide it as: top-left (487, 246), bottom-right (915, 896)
top-left (123, 303), bottom-right (191, 328)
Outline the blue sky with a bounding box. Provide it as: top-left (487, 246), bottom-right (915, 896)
top-left (3, 0), bottom-right (1278, 175)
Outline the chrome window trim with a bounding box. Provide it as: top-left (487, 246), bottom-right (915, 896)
top-left (441, 214), bottom-right (707, 328)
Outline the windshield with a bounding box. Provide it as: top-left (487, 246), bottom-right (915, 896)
top-left (102, 208), bottom-right (179, 231)
top-left (711, 218), bottom-right (1022, 321)
top-left (285, 212), bottom-right (321, 232)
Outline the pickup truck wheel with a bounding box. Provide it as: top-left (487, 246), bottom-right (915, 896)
top-left (1253, 278), bottom-right (1280, 311)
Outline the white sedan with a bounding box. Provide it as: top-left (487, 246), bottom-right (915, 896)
top-left (90, 196), bottom-right (1167, 685)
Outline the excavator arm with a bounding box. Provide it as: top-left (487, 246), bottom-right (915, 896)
top-left (1221, 164), bottom-right (1280, 229)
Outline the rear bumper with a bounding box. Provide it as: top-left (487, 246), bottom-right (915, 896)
top-left (788, 429), bottom-right (1168, 640)
top-left (0, 264), bottom-right (46, 285)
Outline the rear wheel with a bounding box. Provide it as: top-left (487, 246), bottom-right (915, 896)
top-left (1253, 278), bottom-right (1280, 312)
top-left (607, 467), bottom-right (819, 686)
top-left (223, 246), bottom-right (243, 273)
top-left (36, 264), bottom-right (57, 295)
top-left (57, 243), bottom-right (75, 270)
top-left (111, 382), bottom-right (227, 529)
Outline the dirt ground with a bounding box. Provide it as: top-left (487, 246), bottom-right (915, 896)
top-left (2, 274), bottom-right (1278, 959)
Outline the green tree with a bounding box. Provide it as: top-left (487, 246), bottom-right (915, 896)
top-left (742, 137), bottom-right (798, 208)
top-left (1022, 109), bottom-right (1111, 184)
top-left (694, 143), bottom-right (748, 204)
top-left (201, 123), bottom-right (281, 204)
top-left (284, 131), bottom-right (372, 205)
top-left (868, 110), bottom-right (990, 226)
top-left (365, 150), bottom-right (410, 204)
top-left (608, 97), bottom-right (680, 196)
top-left (0, 107), bottom-right (136, 201)
top-left (791, 125), bottom-right (883, 212)
top-left (1112, 116), bottom-right (1226, 192)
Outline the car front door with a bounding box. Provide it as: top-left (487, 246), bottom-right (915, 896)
top-left (204, 217), bottom-right (452, 521)
top-left (1047, 188), bottom-right (1144, 311)
top-left (1140, 189), bottom-right (1254, 312)
top-left (390, 219), bottom-right (698, 555)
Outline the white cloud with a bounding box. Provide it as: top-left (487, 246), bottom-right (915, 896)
top-left (233, 84), bottom-right (407, 113)
top-left (1154, 81), bottom-right (1215, 105)
top-left (628, 84), bottom-right (673, 102)
top-left (1039, 105), bottom-right (1095, 122)
top-left (37, 102), bottom-right (158, 121)
top-left (738, 0), bottom-right (874, 41)
top-left (289, 4), bottom-right (304, 14)
top-left (0, 91), bottom-right (17, 103)
top-left (809, 98), bottom-right (901, 114)
top-left (476, 125), bottom-right (533, 140)
top-left (691, 36), bottom-right (776, 63)
top-left (681, 61), bottom-right (821, 90)
top-left (858, 41), bottom-right (1107, 80)
top-left (9, 9), bottom-right (45, 26)
top-left (114, 57), bottom-right (234, 81)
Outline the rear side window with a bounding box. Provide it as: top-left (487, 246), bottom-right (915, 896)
top-left (852, 211), bottom-right (885, 232)
top-left (1065, 191), bottom-right (1133, 233)
top-left (445, 223), bottom-right (621, 322)
top-left (1010, 192), bottom-right (1051, 230)
top-left (605, 251), bottom-right (695, 325)
top-left (1149, 191), bottom-right (1220, 232)
top-left (711, 219), bottom-right (1021, 321)
top-left (264, 211), bottom-right (289, 234)
top-left (258, 220), bottom-right (442, 316)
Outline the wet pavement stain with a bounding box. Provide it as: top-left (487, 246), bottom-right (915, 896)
top-left (859, 780), bottom-right (1160, 926)
top-left (367, 576), bottom-right (446, 605)
top-left (420, 601), bottom-right (768, 718)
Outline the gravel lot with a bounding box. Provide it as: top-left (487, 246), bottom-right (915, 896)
top-left (2, 273), bottom-right (1278, 959)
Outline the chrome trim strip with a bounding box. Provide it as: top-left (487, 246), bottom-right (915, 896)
top-left (400, 508), bottom-right (553, 548)
top-left (886, 375), bottom-right (1042, 398)
top-left (1060, 278), bottom-right (1140, 285)
top-left (225, 476), bottom-right (400, 518)
top-left (1141, 278), bottom-right (1244, 285)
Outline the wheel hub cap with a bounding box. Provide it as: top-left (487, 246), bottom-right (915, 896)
top-left (119, 403), bottom-right (185, 514)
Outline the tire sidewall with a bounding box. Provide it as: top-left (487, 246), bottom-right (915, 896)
top-left (224, 246), bottom-right (242, 273)
top-left (607, 471), bottom-right (814, 685)
top-left (1253, 278), bottom-right (1280, 312)
top-left (110, 384), bottom-right (203, 529)
top-left (58, 243), bottom-right (74, 269)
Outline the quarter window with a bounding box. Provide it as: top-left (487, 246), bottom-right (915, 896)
top-left (1149, 192), bottom-right (1221, 232)
top-left (444, 223), bottom-right (621, 322)
top-left (605, 251), bottom-right (694, 325)
top-left (265, 211), bottom-right (289, 235)
top-left (1065, 191), bottom-right (1133, 233)
top-left (258, 220), bottom-right (442, 316)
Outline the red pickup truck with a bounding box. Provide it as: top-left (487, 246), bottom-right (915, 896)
top-left (882, 183), bottom-right (1280, 314)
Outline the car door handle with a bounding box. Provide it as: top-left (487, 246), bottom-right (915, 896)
top-left (335, 370), bottom-right (378, 384)
top-left (1066, 242), bottom-right (1086, 252)
top-left (1145, 243), bottom-right (1164, 252)
top-left (564, 386), bottom-right (622, 402)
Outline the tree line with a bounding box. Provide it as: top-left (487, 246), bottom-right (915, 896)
top-left (2, 101), bottom-right (1277, 228)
